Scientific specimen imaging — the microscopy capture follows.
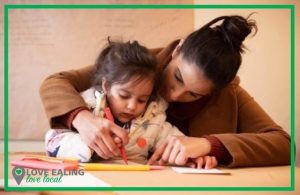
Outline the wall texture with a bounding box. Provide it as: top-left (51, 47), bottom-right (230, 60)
top-left (1, 0), bottom-right (193, 140)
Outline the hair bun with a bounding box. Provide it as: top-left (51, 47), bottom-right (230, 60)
top-left (216, 15), bottom-right (257, 52)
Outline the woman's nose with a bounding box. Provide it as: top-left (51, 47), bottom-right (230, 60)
top-left (170, 87), bottom-right (184, 101)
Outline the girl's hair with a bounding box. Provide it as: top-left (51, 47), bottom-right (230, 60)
top-left (180, 14), bottom-right (257, 90)
top-left (93, 39), bottom-right (158, 98)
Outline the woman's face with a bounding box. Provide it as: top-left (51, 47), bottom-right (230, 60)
top-left (160, 53), bottom-right (213, 102)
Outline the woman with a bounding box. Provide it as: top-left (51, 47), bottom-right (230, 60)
top-left (39, 14), bottom-right (290, 168)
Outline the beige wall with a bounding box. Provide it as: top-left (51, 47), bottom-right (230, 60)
top-left (194, 0), bottom-right (299, 164)
top-left (0, 0), bottom-right (194, 140)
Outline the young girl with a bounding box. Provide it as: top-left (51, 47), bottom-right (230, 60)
top-left (45, 40), bottom-right (217, 168)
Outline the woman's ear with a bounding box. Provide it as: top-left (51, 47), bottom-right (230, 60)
top-left (171, 39), bottom-right (185, 58)
top-left (102, 78), bottom-right (108, 93)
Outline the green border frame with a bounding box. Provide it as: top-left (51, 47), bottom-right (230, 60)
top-left (3, 4), bottom-right (295, 191)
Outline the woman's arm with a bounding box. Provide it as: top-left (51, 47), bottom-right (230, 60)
top-left (39, 65), bottom-right (94, 127)
top-left (212, 85), bottom-right (291, 167)
top-left (148, 84), bottom-right (291, 168)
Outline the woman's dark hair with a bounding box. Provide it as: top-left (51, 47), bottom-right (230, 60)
top-left (180, 14), bottom-right (257, 90)
top-left (93, 38), bottom-right (158, 98)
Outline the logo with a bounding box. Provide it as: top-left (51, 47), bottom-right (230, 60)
top-left (12, 166), bottom-right (25, 185)
top-left (11, 166), bottom-right (85, 185)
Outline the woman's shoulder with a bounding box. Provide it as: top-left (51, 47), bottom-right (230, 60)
top-left (210, 76), bottom-right (255, 107)
top-left (231, 76), bottom-right (240, 86)
top-left (219, 76), bottom-right (244, 95)
top-left (226, 76), bottom-right (252, 98)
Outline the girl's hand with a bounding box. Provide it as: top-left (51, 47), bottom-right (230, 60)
top-left (147, 136), bottom-right (211, 165)
top-left (72, 110), bottom-right (129, 159)
top-left (186, 156), bottom-right (218, 169)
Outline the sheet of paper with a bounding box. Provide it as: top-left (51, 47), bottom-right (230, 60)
top-left (172, 167), bottom-right (230, 175)
top-left (0, 173), bottom-right (111, 187)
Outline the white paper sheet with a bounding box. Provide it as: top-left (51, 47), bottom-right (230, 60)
top-left (1, 173), bottom-right (111, 187)
top-left (172, 167), bottom-right (230, 175)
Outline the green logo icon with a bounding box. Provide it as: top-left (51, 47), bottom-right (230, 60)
top-left (15, 168), bottom-right (23, 175)
top-left (12, 166), bottom-right (25, 185)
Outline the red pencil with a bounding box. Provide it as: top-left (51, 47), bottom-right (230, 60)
top-left (104, 107), bottom-right (128, 165)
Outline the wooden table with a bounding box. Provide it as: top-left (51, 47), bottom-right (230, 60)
top-left (1, 153), bottom-right (299, 195)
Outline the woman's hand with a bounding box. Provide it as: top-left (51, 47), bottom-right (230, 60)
top-left (147, 136), bottom-right (211, 165)
top-left (72, 110), bottom-right (129, 159)
top-left (187, 156), bottom-right (218, 169)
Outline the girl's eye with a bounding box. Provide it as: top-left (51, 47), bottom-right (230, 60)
top-left (138, 99), bottom-right (147, 103)
top-left (119, 94), bottom-right (130, 99)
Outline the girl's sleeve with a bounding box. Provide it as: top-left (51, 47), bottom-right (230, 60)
top-left (39, 65), bottom-right (95, 128)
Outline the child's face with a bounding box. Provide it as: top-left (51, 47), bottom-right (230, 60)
top-left (105, 76), bottom-right (154, 123)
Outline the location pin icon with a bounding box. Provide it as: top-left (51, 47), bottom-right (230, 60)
top-left (12, 166), bottom-right (25, 185)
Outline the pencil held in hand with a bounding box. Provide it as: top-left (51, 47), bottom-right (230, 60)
top-left (104, 107), bottom-right (114, 122)
top-left (104, 107), bottom-right (128, 165)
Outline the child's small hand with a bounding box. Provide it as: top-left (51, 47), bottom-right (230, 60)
top-left (186, 156), bottom-right (218, 169)
top-left (113, 136), bottom-right (123, 148)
